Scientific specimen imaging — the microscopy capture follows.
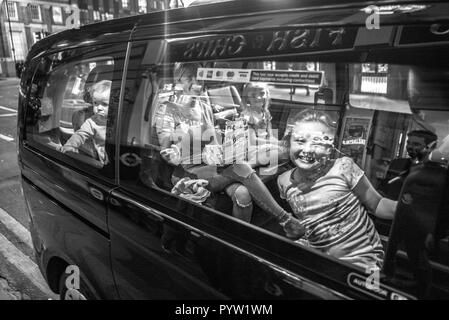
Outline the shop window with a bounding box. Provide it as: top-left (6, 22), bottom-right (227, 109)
top-left (33, 31), bottom-right (50, 44)
top-left (29, 4), bottom-right (42, 22)
top-left (52, 6), bottom-right (63, 24)
top-left (360, 63), bottom-right (389, 94)
top-left (138, 0), bottom-right (147, 13)
top-left (79, 9), bottom-right (89, 25)
top-left (78, 0), bottom-right (88, 10)
top-left (10, 31), bottom-right (26, 61)
top-left (93, 10), bottom-right (101, 21)
top-left (7, 2), bottom-right (18, 21)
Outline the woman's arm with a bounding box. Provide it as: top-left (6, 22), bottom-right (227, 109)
top-left (353, 175), bottom-right (397, 220)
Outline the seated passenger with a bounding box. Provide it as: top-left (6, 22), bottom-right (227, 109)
top-left (379, 130), bottom-right (437, 200)
top-left (60, 80), bottom-right (111, 165)
top-left (156, 63), bottom-right (254, 221)
top-left (240, 83), bottom-right (275, 145)
top-left (277, 109), bottom-right (397, 270)
top-left (156, 64), bottom-right (303, 237)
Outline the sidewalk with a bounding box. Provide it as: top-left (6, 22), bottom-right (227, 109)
top-left (0, 277), bottom-right (24, 300)
top-left (0, 77), bottom-right (20, 82)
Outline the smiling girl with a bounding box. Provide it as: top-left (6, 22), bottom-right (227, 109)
top-left (277, 109), bottom-right (397, 270)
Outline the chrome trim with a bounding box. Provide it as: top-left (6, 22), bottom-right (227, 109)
top-left (146, 207), bottom-right (164, 222)
top-left (269, 264), bottom-right (351, 300)
top-left (112, 190), bottom-right (349, 299)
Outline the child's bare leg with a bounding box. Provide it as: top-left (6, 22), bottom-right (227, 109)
top-left (225, 183), bottom-right (253, 222)
top-left (222, 163), bottom-right (305, 239)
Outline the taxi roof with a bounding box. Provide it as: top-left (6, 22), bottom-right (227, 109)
top-left (26, 0), bottom-right (449, 62)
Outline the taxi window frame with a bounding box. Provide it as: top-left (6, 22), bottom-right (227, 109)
top-left (23, 42), bottom-right (128, 184)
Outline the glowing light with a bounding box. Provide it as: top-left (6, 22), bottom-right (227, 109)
top-left (361, 5), bottom-right (428, 15)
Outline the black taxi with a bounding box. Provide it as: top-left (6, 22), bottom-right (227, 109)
top-left (17, 0), bottom-right (449, 299)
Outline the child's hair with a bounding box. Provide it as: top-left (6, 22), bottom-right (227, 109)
top-left (291, 109), bottom-right (336, 129)
top-left (241, 82), bottom-right (271, 116)
top-left (91, 80), bottom-right (112, 102)
top-left (283, 109), bottom-right (337, 148)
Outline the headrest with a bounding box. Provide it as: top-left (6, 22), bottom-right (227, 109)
top-left (207, 85), bottom-right (241, 108)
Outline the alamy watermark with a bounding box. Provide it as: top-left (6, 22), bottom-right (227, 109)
top-left (63, 265), bottom-right (86, 300)
top-left (65, 5), bottom-right (80, 29)
top-left (364, 5), bottom-right (380, 30)
top-left (365, 267), bottom-right (380, 291)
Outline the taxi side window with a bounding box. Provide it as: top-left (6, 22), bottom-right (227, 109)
top-left (25, 48), bottom-right (119, 170)
top-left (118, 41), bottom-right (449, 297)
top-left (118, 42), bottom-right (388, 275)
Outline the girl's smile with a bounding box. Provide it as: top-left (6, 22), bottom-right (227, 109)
top-left (289, 121), bottom-right (335, 171)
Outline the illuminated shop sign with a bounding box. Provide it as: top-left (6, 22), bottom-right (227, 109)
top-left (170, 27), bottom-right (358, 61)
top-left (197, 67), bottom-right (323, 86)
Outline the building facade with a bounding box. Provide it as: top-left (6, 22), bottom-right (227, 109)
top-left (0, 0), bottom-right (174, 77)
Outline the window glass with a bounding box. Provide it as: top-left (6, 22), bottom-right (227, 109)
top-left (120, 40), bottom-right (449, 295)
top-left (10, 31), bottom-right (26, 61)
top-left (52, 6), bottom-right (63, 24)
top-left (138, 0), bottom-right (147, 13)
top-left (29, 4), bottom-right (41, 21)
top-left (93, 10), bottom-right (101, 21)
top-left (349, 64), bottom-right (449, 201)
top-left (7, 2), bottom-right (18, 20)
top-left (25, 46), bottom-right (124, 172)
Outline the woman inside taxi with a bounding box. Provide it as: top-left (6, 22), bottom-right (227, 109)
top-left (277, 109), bottom-right (397, 270)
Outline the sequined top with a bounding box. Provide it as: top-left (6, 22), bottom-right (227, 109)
top-left (277, 157), bottom-right (384, 270)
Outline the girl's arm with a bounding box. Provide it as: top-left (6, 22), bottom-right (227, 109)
top-left (61, 119), bottom-right (94, 152)
top-left (353, 175), bottom-right (397, 220)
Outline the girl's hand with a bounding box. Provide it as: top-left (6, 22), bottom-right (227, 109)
top-left (280, 215), bottom-right (305, 240)
top-left (160, 145), bottom-right (181, 165)
top-left (60, 145), bottom-right (78, 154)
